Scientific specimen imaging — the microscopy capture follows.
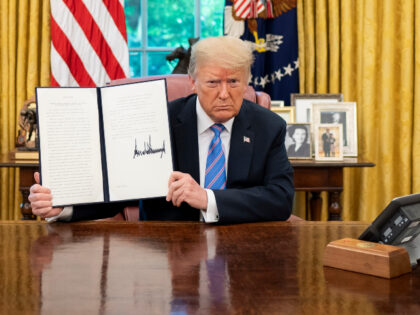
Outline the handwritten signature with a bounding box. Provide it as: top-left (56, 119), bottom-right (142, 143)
top-left (133, 135), bottom-right (166, 159)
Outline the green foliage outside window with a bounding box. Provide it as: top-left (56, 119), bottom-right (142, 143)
top-left (148, 52), bottom-right (174, 75)
top-left (125, 1), bottom-right (142, 48)
top-left (125, 0), bottom-right (224, 76)
top-left (147, 0), bottom-right (195, 48)
top-left (200, 0), bottom-right (224, 39)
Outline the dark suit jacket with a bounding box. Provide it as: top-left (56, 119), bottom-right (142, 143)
top-left (72, 95), bottom-right (294, 223)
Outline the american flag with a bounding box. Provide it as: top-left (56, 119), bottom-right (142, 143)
top-left (233, 0), bottom-right (265, 19)
top-left (50, 0), bottom-right (129, 87)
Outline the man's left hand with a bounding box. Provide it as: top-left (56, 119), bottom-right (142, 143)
top-left (167, 171), bottom-right (208, 210)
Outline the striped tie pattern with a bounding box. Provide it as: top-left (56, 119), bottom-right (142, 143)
top-left (205, 124), bottom-right (227, 190)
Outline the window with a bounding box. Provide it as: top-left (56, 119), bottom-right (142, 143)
top-left (125, 0), bottom-right (224, 77)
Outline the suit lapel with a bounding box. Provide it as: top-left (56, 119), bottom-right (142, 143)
top-left (227, 102), bottom-right (254, 186)
top-left (172, 96), bottom-right (200, 183)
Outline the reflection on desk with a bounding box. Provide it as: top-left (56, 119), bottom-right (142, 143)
top-left (1, 221), bottom-right (420, 314)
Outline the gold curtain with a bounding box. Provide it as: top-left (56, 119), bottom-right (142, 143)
top-left (0, 0), bottom-right (50, 220)
top-left (296, 0), bottom-right (420, 221)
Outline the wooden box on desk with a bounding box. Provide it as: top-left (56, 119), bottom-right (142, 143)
top-left (323, 238), bottom-right (411, 279)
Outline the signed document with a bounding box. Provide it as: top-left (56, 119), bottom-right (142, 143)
top-left (36, 80), bottom-right (173, 207)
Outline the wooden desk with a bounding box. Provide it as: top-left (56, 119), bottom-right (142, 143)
top-left (1, 154), bottom-right (374, 221)
top-left (291, 158), bottom-right (375, 220)
top-left (2, 220), bottom-right (419, 314)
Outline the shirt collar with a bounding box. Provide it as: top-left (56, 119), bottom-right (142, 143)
top-left (196, 97), bottom-right (234, 135)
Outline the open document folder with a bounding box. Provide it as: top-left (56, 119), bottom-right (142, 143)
top-left (36, 79), bottom-right (173, 207)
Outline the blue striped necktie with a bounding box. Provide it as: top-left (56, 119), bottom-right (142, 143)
top-left (205, 124), bottom-right (227, 190)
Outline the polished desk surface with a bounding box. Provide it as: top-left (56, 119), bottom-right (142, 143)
top-left (2, 220), bottom-right (419, 314)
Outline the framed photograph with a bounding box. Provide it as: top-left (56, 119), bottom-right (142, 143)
top-left (285, 123), bottom-right (312, 159)
top-left (312, 102), bottom-right (357, 156)
top-left (271, 100), bottom-right (285, 107)
top-left (290, 93), bottom-right (343, 123)
top-left (271, 106), bottom-right (295, 123)
top-left (314, 124), bottom-right (343, 161)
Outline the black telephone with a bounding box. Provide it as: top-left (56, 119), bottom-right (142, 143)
top-left (359, 193), bottom-right (420, 267)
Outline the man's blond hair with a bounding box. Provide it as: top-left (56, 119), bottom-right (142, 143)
top-left (188, 36), bottom-right (254, 80)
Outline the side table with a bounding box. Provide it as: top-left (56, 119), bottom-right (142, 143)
top-left (291, 158), bottom-right (375, 220)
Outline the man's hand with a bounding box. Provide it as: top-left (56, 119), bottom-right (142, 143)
top-left (166, 171), bottom-right (208, 210)
top-left (28, 172), bottom-right (63, 219)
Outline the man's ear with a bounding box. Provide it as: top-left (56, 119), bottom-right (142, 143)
top-left (188, 75), bottom-right (197, 93)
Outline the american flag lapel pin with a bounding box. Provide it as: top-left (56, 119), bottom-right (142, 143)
top-left (243, 136), bottom-right (250, 143)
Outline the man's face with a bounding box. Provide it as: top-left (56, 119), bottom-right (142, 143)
top-left (190, 65), bottom-right (248, 123)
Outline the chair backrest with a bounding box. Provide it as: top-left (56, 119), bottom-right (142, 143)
top-left (109, 74), bottom-right (271, 109)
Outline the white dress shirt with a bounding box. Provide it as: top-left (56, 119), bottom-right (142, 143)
top-left (196, 98), bottom-right (234, 222)
top-left (47, 97), bottom-right (234, 223)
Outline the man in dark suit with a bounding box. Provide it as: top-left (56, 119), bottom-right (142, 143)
top-left (29, 36), bottom-right (294, 224)
top-left (322, 128), bottom-right (331, 157)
